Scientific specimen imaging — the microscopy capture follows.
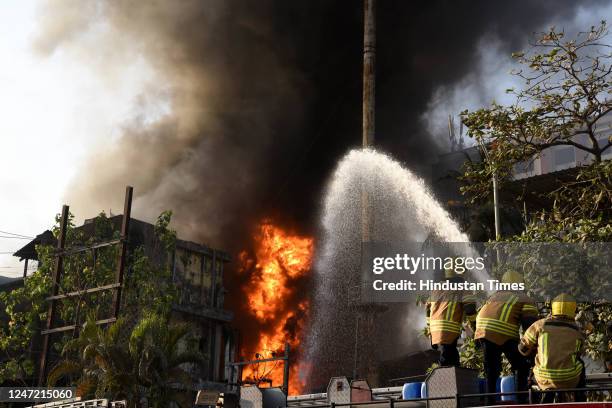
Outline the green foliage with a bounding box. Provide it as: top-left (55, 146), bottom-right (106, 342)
top-left (459, 338), bottom-right (483, 373)
top-left (0, 211), bottom-right (179, 385)
top-left (576, 302), bottom-right (612, 364)
top-left (515, 160), bottom-right (612, 242)
top-left (457, 23), bottom-right (611, 374)
top-left (48, 313), bottom-right (204, 407)
top-left (0, 254), bottom-right (52, 384)
top-left (460, 21), bottom-right (612, 203)
top-left (458, 338), bottom-right (512, 377)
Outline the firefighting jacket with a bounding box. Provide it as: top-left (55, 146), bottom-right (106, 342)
top-left (475, 291), bottom-right (538, 345)
top-left (427, 284), bottom-right (477, 345)
top-left (519, 316), bottom-right (585, 390)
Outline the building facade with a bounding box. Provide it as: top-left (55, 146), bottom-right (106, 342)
top-left (3, 215), bottom-right (237, 391)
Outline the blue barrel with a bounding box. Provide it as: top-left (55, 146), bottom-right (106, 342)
top-left (478, 378), bottom-right (487, 394)
top-left (402, 382), bottom-right (423, 400)
top-left (420, 382), bottom-right (427, 398)
top-left (478, 377), bottom-right (502, 400)
top-left (500, 376), bottom-right (516, 401)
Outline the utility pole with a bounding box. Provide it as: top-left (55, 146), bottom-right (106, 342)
top-left (478, 140), bottom-right (501, 240)
top-left (361, 0), bottom-right (376, 244)
top-left (362, 0), bottom-right (376, 147)
top-left (492, 174), bottom-right (501, 240)
top-left (356, 0), bottom-right (383, 386)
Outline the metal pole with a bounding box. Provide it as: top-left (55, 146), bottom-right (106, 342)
top-left (357, 0), bottom-right (378, 385)
top-left (283, 342), bottom-right (291, 395)
top-left (492, 173), bottom-right (501, 240)
top-left (353, 313), bottom-right (360, 379)
top-left (360, 0), bottom-right (376, 245)
top-left (362, 0), bottom-right (376, 147)
top-left (478, 140), bottom-right (501, 240)
top-left (38, 204), bottom-right (69, 386)
top-left (112, 186), bottom-right (133, 319)
top-left (23, 258), bottom-right (28, 279)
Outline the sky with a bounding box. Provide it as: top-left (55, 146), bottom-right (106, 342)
top-left (0, 1), bottom-right (154, 277)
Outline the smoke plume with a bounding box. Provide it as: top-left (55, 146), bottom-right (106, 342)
top-left (33, 0), bottom-right (610, 392)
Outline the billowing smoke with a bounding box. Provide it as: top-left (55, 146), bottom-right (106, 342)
top-left (34, 0), bottom-right (311, 249)
top-left (33, 0), bottom-right (609, 392)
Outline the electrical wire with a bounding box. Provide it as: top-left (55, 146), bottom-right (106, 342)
top-left (0, 230), bottom-right (34, 239)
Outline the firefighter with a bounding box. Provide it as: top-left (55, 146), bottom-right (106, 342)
top-left (518, 293), bottom-right (586, 403)
top-left (426, 267), bottom-right (477, 367)
top-left (475, 270), bottom-right (539, 404)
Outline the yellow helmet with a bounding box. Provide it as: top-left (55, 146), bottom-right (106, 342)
top-left (552, 293), bottom-right (577, 318)
top-left (501, 270), bottom-right (524, 284)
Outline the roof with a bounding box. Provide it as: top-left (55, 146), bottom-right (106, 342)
top-left (0, 276), bottom-right (24, 292)
top-left (12, 216), bottom-right (231, 262)
top-left (501, 166), bottom-right (582, 208)
top-left (12, 230), bottom-right (55, 261)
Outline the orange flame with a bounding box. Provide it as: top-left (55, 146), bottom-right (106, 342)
top-left (240, 222), bottom-right (314, 395)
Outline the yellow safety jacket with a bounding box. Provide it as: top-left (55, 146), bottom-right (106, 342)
top-left (519, 316), bottom-right (585, 390)
top-left (475, 291), bottom-right (538, 345)
top-left (427, 288), bottom-right (477, 345)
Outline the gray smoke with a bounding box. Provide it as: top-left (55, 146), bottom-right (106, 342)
top-left (32, 0), bottom-right (611, 392)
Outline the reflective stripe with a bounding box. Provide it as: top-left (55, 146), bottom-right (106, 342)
top-left (430, 320), bottom-right (461, 327)
top-left (477, 317), bottom-right (519, 331)
top-left (445, 301), bottom-right (457, 321)
top-left (540, 332), bottom-right (549, 367)
top-left (539, 365), bottom-right (583, 372)
top-left (430, 320), bottom-right (462, 333)
top-left (522, 304), bottom-right (538, 314)
top-left (500, 295), bottom-right (518, 322)
top-left (524, 331), bottom-right (537, 344)
top-left (575, 339), bottom-right (581, 353)
top-left (477, 317), bottom-right (519, 337)
top-left (534, 364), bottom-right (582, 380)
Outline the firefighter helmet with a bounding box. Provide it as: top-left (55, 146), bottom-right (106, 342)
top-left (444, 267), bottom-right (456, 279)
top-left (501, 270), bottom-right (524, 284)
top-left (551, 293), bottom-right (577, 319)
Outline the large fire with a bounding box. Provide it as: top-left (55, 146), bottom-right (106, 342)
top-left (239, 221), bottom-right (314, 395)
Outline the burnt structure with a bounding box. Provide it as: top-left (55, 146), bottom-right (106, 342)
top-left (4, 214), bottom-right (236, 390)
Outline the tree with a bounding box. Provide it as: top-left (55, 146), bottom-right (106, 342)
top-left (0, 211), bottom-right (178, 385)
top-left (128, 314), bottom-right (204, 407)
top-left (48, 313), bottom-right (204, 407)
top-left (460, 22), bottom-right (611, 236)
top-left (460, 22), bottom-right (611, 374)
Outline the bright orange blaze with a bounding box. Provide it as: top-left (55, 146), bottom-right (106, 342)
top-left (240, 222), bottom-right (314, 395)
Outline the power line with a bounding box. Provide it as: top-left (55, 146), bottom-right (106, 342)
top-left (0, 230), bottom-right (34, 239)
top-left (0, 236), bottom-right (32, 240)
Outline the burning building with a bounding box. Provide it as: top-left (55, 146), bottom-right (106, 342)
top-left (235, 221), bottom-right (314, 395)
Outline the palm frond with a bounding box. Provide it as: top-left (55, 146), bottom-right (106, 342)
top-left (47, 360), bottom-right (81, 386)
top-left (76, 377), bottom-right (97, 399)
top-left (170, 350), bottom-right (205, 368)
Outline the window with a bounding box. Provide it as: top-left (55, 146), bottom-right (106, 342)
top-left (598, 135), bottom-right (611, 157)
top-left (514, 160), bottom-right (534, 174)
top-left (555, 146), bottom-right (575, 167)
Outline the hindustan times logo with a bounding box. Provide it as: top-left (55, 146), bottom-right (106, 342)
top-left (372, 254), bottom-right (485, 275)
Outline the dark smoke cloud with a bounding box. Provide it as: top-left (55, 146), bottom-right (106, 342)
top-left (34, 0), bottom-right (610, 391)
top-left (34, 0), bottom-right (607, 243)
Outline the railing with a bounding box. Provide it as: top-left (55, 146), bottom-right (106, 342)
top-left (288, 386), bottom-right (612, 408)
